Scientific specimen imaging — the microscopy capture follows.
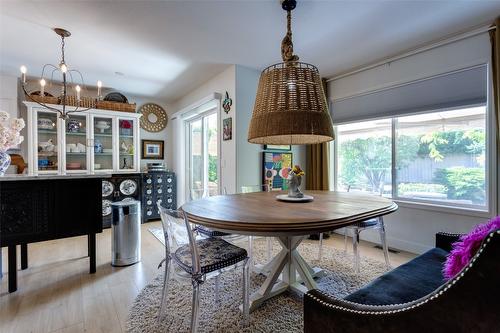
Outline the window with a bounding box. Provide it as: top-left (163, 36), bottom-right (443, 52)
top-left (335, 106), bottom-right (488, 210)
top-left (395, 107), bottom-right (486, 208)
top-left (187, 111), bottom-right (218, 200)
top-left (337, 119), bottom-right (392, 196)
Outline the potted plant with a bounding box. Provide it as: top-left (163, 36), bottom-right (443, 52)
top-left (0, 111), bottom-right (25, 176)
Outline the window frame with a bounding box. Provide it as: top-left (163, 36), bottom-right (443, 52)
top-left (332, 103), bottom-right (496, 216)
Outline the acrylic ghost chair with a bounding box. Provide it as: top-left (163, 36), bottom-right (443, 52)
top-left (239, 185), bottom-right (275, 267)
top-left (189, 187), bottom-right (251, 293)
top-left (156, 204), bottom-right (250, 332)
top-left (343, 185), bottom-right (391, 273)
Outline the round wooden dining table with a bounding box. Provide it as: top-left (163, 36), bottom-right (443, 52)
top-left (181, 190), bottom-right (398, 312)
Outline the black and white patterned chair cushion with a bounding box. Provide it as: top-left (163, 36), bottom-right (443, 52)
top-left (194, 225), bottom-right (231, 237)
top-left (349, 218), bottom-right (380, 229)
top-left (173, 237), bottom-right (248, 274)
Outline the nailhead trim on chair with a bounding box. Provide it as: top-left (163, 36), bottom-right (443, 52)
top-left (436, 231), bottom-right (463, 237)
top-left (305, 230), bottom-right (499, 315)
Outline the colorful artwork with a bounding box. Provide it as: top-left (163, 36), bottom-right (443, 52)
top-left (223, 117), bottom-right (232, 141)
top-left (263, 152), bottom-right (293, 190)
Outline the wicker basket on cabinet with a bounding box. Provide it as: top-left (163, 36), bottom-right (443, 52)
top-left (96, 100), bottom-right (136, 113)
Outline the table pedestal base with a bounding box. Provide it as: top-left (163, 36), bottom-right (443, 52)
top-left (248, 236), bottom-right (324, 312)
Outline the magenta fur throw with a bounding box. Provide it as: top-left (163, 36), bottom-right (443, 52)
top-left (443, 216), bottom-right (500, 280)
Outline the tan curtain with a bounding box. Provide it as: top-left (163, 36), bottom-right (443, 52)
top-left (490, 19), bottom-right (500, 143)
top-left (306, 143), bottom-right (330, 190)
top-left (306, 77), bottom-right (331, 190)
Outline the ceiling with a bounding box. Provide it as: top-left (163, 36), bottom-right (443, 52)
top-left (2, 0), bottom-right (500, 103)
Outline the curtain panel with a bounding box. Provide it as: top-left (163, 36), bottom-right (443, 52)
top-left (306, 143), bottom-right (330, 190)
top-left (489, 19), bottom-right (500, 143)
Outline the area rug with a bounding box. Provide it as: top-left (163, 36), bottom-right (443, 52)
top-left (128, 229), bottom-right (388, 333)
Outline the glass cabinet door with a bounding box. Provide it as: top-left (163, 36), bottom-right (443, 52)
top-left (117, 118), bottom-right (136, 171)
top-left (65, 114), bottom-right (88, 172)
top-left (93, 116), bottom-right (114, 171)
top-left (36, 110), bottom-right (59, 173)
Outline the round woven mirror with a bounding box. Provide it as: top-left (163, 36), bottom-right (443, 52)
top-left (139, 103), bottom-right (168, 132)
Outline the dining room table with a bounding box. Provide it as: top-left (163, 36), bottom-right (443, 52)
top-left (181, 190), bottom-right (398, 312)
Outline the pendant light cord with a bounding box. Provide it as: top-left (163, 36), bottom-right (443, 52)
top-left (281, 4), bottom-right (299, 63)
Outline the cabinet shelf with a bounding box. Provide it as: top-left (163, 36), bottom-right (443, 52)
top-left (95, 133), bottom-right (112, 137)
top-left (38, 129), bottom-right (57, 134)
top-left (66, 132), bottom-right (87, 136)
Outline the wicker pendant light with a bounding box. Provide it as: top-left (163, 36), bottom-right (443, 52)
top-left (248, 0), bottom-right (334, 145)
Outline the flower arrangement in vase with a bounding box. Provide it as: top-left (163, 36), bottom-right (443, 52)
top-left (287, 165), bottom-right (305, 198)
top-left (0, 110), bottom-right (25, 175)
top-left (120, 120), bottom-right (133, 136)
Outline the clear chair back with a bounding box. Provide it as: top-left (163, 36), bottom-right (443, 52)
top-left (241, 184), bottom-right (271, 193)
top-left (157, 203), bottom-right (201, 274)
top-left (190, 188), bottom-right (208, 201)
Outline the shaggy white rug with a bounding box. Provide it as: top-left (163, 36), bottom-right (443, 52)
top-left (127, 230), bottom-right (388, 333)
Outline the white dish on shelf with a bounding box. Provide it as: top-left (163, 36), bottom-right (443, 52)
top-left (38, 118), bottom-right (54, 130)
top-left (95, 121), bottom-right (110, 133)
top-left (276, 194), bottom-right (314, 202)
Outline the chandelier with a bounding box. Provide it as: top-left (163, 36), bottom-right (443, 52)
top-left (247, 0), bottom-right (334, 145)
top-left (20, 28), bottom-right (102, 120)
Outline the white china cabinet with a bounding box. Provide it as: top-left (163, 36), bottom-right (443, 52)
top-left (24, 101), bottom-right (142, 175)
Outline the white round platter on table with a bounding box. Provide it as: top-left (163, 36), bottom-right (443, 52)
top-left (276, 194), bottom-right (314, 202)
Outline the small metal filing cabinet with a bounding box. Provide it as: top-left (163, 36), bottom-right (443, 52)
top-left (141, 171), bottom-right (176, 222)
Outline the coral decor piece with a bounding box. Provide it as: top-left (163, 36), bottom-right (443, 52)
top-left (0, 111), bottom-right (25, 152)
top-left (0, 110), bottom-right (25, 176)
top-left (443, 216), bottom-right (500, 279)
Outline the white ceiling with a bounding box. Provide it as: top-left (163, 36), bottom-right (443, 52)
top-left (1, 0), bottom-right (500, 103)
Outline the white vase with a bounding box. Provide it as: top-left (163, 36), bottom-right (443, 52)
top-left (0, 151), bottom-right (11, 176)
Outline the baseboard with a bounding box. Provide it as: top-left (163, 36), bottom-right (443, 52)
top-left (333, 229), bottom-right (432, 255)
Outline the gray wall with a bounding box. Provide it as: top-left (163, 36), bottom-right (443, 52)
top-left (234, 65), bottom-right (306, 192)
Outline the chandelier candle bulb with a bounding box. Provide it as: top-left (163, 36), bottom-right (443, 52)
top-left (40, 79), bottom-right (46, 97)
top-left (97, 80), bottom-right (102, 99)
top-left (75, 85), bottom-right (81, 101)
top-left (60, 63), bottom-right (67, 73)
top-left (20, 66), bottom-right (26, 83)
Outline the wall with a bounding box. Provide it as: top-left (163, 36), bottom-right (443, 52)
top-left (328, 32), bottom-right (496, 254)
top-left (170, 64), bottom-right (307, 205)
top-left (234, 65), bottom-right (307, 189)
top-left (170, 65), bottom-right (236, 204)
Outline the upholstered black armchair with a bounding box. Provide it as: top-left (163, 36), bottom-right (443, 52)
top-left (304, 229), bottom-right (500, 333)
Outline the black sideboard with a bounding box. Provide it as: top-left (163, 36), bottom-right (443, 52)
top-left (0, 175), bottom-right (103, 292)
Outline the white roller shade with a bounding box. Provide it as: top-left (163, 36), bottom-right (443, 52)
top-left (330, 64), bottom-right (487, 124)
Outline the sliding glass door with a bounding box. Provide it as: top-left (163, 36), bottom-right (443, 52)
top-left (187, 111), bottom-right (218, 200)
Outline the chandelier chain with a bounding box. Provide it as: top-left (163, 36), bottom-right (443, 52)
top-left (61, 36), bottom-right (65, 64)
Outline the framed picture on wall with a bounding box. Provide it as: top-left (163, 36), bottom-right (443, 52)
top-left (264, 144), bottom-right (291, 151)
top-left (262, 151), bottom-right (293, 190)
top-left (141, 139), bottom-right (164, 159)
top-left (223, 117), bottom-right (232, 141)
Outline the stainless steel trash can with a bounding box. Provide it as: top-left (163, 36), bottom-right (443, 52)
top-left (111, 200), bottom-right (141, 266)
